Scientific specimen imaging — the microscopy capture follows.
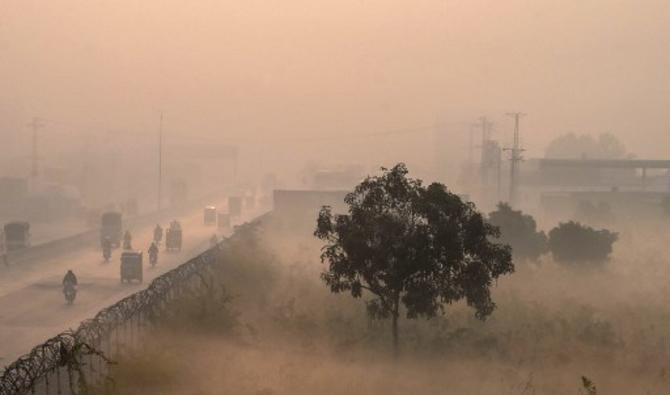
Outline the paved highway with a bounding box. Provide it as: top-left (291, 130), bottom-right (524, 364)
top-left (0, 200), bottom-right (257, 365)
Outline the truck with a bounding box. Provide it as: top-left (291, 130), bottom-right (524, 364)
top-left (203, 206), bottom-right (217, 225)
top-left (101, 211), bottom-right (122, 248)
top-left (120, 251), bottom-right (143, 283)
top-left (3, 221), bottom-right (30, 251)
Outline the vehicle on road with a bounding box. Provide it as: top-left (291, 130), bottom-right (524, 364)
top-left (62, 270), bottom-right (78, 304)
top-left (204, 206), bottom-right (217, 225)
top-left (3, 221), bottom-right (30, 251)
top-left (102, 236), bottom-right (112, 263)
top-left (148, 242), bottom-right (159, 267)
top-left (123, 230), bottom-right (133, 250)
top-left (100, 211), bottom-right (122, 248)
top-left (165, 223), bottom-right (182, 252)
top-left (63, 283), bottom-right (77, 304)
top-left (0, 230), bottom-right (6, 265)
top-left (120, 251), bottom-right (143, 283)
top-left (153, 224), bottom-right (163, 245)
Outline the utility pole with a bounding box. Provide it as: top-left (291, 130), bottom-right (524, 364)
top-left (477, 116), bottom-right (493, 186)
top-left (27, 117), bottom-right (45, 179)
top-left (504, 112), bottom-right (525, 206)
top-left (158, 112), bottom-right (163, 211)
top-left (468, 124), bottom-right (475, 168)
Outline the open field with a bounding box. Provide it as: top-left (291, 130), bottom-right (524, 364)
top-left (99, 217), bottom-right (670, 394)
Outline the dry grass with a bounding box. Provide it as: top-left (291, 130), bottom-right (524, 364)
top-left (98, 218), bottom-right (670, 394)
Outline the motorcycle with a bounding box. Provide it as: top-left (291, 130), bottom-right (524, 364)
top-left (63, 283), bottom-right (77, 305)
top-left (153, 227), bottom-right (163, 246)
top-left (149, 250), bottom-right (158, 267)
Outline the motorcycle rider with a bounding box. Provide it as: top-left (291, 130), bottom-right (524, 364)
top-left (123, 230), bottom-right (132, 250)
top-left (0, 231), bottom-right (7, 266)
top-left (153, 224), bottom-right (163, 245)
top-left (62, 270), bottom-right (78, 304)
top-left (102, 236), bottom-right (112, 262)
top-left (63, 269), bottom-right (78, 286)
top-left (148, 241), bottom-right (159, 265)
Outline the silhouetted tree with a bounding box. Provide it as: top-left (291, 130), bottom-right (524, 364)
top-left (315, 163), bottom-right (513, 353)
top-left (548, 221), bottom-right (618, 263)
top-left (545, 132), bottom-right (628, 159)
top-left (488, 203), bottom-right (548, 261)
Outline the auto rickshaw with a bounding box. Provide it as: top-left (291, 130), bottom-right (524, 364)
top-left (3, 221), bottom-right (30, 251)
top-left (120, 251), bottom-right (143, 283)
top-left (165, 221), bottom-right (182, 252)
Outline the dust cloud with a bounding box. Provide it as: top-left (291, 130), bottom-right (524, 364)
top-left (104, 215), bottom-right (670, 395)
top-left (2, 1), bottom-right (670, 394)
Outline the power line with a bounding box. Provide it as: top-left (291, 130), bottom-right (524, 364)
top-left (477, 116), bottom-right (494, 185)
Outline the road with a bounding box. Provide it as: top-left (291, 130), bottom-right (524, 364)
top-left (0, 200), bottom-right (256, 365)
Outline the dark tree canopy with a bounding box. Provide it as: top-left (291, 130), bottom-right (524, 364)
top-left (488, 203), bottom-right (548, 261)
top-left (548, 221), bottom-right (618, 263)
top-left (315, 163), bottom-right (513, 351)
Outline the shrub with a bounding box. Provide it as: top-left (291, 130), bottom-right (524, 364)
top-left (488, 203), bottom-right (548, 261)
top-left (548, 221), bottom-right (617, 263)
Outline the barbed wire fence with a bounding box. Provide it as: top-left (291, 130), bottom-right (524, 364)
top-left (0, 214), bottom-right (268, 395)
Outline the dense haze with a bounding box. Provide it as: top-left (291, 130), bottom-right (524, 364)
top-left (4, 2), bottom-right (670, 393)
top-left (2, 0), bottom-right (670, 187)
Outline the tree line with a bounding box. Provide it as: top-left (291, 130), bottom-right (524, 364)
top-left (315, 163), bottom-right (618, 353)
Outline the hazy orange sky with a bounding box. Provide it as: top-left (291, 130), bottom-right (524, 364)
top-left (2, 0), bottom-right (670, 178)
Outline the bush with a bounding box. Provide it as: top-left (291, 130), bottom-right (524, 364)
top-left (548, 221), bottom-right (618, 263)
top-left (488, 203), bottom-right (548, 261)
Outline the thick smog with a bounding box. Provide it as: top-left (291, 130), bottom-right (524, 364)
top-left (1, 1), bottom-right (670, 394)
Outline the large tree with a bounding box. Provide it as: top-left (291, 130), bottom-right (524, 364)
top-left (488, 203), bottom-right (548, 261)
top-left (315, 163), bottom-right (513, 352)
